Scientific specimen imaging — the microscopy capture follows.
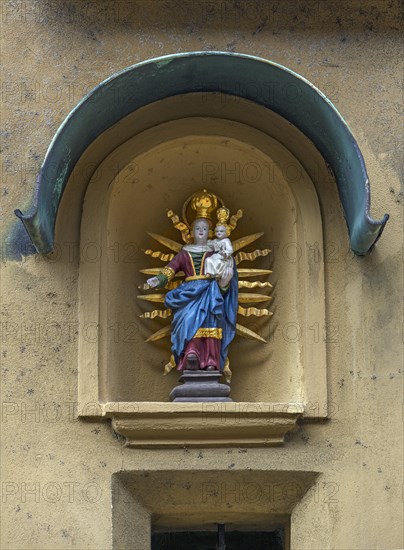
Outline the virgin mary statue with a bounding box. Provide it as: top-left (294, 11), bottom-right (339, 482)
top-left (147, 190), bottom-right (238, 373)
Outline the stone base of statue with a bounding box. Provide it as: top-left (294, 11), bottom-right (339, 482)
top-left (169, 370), bottom-right (233, 402)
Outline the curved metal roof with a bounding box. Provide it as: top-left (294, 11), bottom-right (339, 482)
top-left (15, 51), bottom-right (388, 255)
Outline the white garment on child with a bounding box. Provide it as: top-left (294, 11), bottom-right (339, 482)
top-left (204, 238), bottom-right (234, 280)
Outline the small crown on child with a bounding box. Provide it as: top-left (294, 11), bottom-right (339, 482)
top-left (216, 207), bottom-right (230, 226)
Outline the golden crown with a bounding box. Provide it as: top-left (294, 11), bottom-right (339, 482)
top-left (216, 207), bottom-right (230, 225)
top-left (190, 189), bottom-right (218, 223)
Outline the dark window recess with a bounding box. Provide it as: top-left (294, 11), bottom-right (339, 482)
top-left (151, 528), bottom-right (284, 550)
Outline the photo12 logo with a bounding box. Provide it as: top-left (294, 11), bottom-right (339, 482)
top-left (2, 481), bottom-right (102, 504)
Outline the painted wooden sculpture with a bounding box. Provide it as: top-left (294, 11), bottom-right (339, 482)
top-left (138, 189), bottom-right (272, 393)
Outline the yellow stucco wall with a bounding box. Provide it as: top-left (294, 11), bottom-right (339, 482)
top-left (1, 1), bottom-right (403, 548)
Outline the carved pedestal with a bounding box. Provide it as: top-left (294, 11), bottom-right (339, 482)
top-left (169, 370), bottom-right (232, 402)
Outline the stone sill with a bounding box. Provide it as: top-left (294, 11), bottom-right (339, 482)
top-left (82, 402), bottom-right (304, 448)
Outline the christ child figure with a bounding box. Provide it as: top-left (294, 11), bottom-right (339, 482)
top-left (204, 208), bottom-right (234, 287)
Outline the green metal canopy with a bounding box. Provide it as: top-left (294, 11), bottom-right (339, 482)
top-left (15, 51), bottom-right (388, 255)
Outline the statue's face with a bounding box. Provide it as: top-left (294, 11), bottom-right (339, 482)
top-left (193, 219), bottom-right (209, 244)
top-left (215, 225), bottom-right (227, 239)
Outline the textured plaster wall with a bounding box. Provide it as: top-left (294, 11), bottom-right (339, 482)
top-left (1, 1), bottom-right (403, 549)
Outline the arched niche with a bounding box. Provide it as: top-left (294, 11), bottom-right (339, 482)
top-left (77, 94), bottom-right (327, 446)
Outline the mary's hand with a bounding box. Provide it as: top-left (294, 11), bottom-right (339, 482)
top-left (147, 276), bottom-right (160, 288)
top-left (219, 265), bottom-right (234, 288)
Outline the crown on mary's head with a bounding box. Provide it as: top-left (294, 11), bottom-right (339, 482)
top-left (190, 189), bottom-right (218, 222)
